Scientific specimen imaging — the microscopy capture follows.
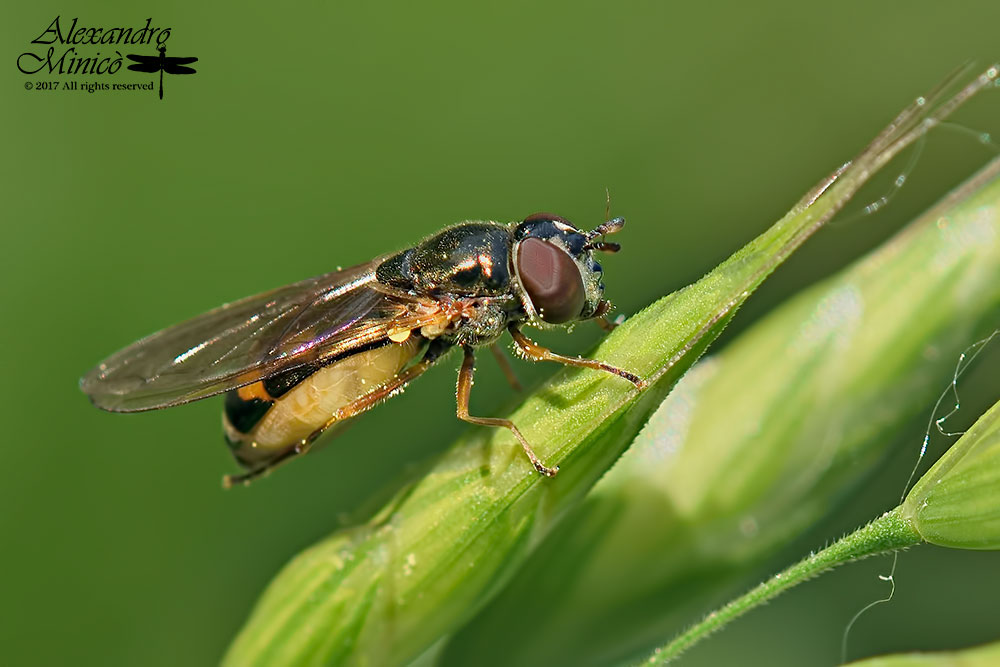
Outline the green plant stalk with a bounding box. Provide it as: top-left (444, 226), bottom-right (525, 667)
top-left (643, 508), bottom-right (921, 665)
top-left (845, 639), bottom-right (1000, 666)
top-left (224, 66), bottom-right (998, 666)
top-left (643, 395), bottom-right (1000, 665)
top-left (442, 138), bottom-right (1000, 665)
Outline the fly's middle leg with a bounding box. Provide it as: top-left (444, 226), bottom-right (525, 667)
top-left (456, 345), bottom-right (558, 477)
top-left (489, 344), bottom-right (523, 392)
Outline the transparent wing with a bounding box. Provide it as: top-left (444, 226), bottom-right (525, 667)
top-left (80, 260), bottom-right (442, 412)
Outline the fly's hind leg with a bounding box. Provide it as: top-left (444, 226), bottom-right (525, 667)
top-left (223, 340), bottom-right (448, 488)
top-left (508, 324), bottom-right (646, 388)
top-left (223, 439), bottom-right (317, 488)
top-left (456, 346), bottom-right (558, 477)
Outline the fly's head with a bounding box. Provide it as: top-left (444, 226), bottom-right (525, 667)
top-left (511, 212), bottom-right (624, 327)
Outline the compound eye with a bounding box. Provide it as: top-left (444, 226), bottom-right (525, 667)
top-left (516, 237), bottom-right (586, 324)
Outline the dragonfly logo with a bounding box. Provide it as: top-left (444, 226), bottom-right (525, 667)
top-left (126, 46), bottom-right (197, 100)
top-left (17, 17), bottom-right (199, 101)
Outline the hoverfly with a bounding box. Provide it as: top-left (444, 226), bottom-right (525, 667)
top-left (80, 213), bottom-right (643, 486)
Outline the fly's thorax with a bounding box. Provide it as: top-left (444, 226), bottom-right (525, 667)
top-left (375, 222), bottom-right (514, 297)
top-left (510, 214), bottom-right (606, 326)
top-left (373, 213), bottom-right (614, 346)
top-left (439, 299), bottom-right (511, 347)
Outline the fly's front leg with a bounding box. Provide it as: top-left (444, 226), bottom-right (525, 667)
top-left (223, 341), bottom-right (446, 488)
top-left (592, 300), bottom-right (618, 332)
top-left (594, 317), bottom-right (616, 332)
top-left (508, 324), bottom-right (646, 388)
top-left (456, 346), bottom-right (558, 477)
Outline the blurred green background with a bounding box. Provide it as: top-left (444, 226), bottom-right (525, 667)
top-left (3, 2), bottom-right (999, 665)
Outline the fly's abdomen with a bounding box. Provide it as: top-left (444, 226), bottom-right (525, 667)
top-left (223, 336), bottom-right (423, 466)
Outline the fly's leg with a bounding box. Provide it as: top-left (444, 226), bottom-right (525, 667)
top-left (591, 300), bottom-right (620, 332)
top-left (489, 344), bottom-right (523, 392)
top-left (456, 346), bottom-right (558, 477)
top-left (594, 317), bottom-right (616, 332)
top-left (223, 341), bottom-right (448, 488)
top-left (223, 441), bottom-right (312, 488)
top-left (508, 324), bottom-right (646, 388)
